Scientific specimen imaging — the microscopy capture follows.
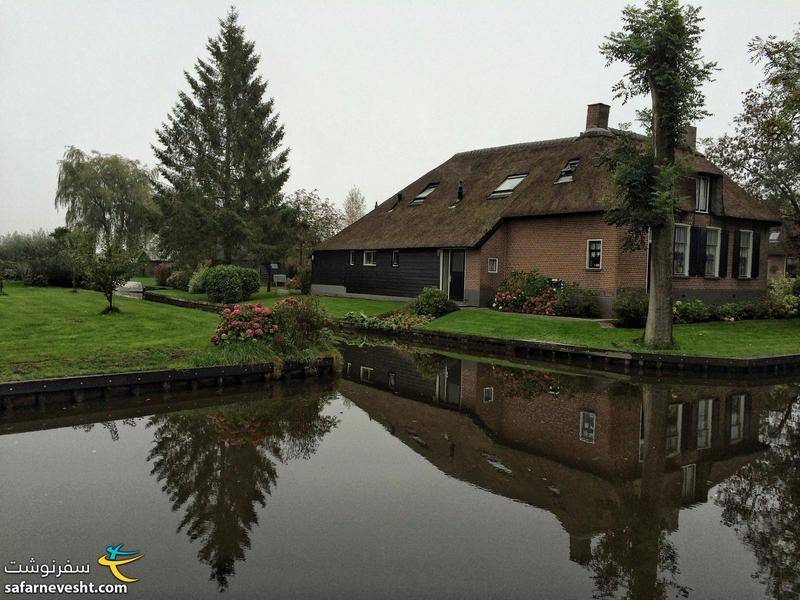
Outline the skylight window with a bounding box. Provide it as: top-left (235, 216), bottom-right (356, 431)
top-left (488, 174), bottom-right (527, 199)
top-left (410, 183), bottom-right (437, 205)
top-left (555, 159), bottom-right (580, 183)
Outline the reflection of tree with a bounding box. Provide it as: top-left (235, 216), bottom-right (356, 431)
top-left (72, 418), bottom-right (137, 441)
top-left (147, 393), bottom-right (337, 591)
top-left (716, 388), bottom-right (800, 600)
top-left (588, 385), bottom-right (687, 600)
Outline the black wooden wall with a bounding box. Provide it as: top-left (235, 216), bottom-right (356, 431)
top-left (312, 249), bottom-right (440, 298)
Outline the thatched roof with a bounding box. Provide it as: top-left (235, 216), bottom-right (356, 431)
top-left (317, 129), bottom-right (780, 251)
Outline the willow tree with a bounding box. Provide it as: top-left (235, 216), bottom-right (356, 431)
top-left (55, 146), bottom-right (156, 312)
top-left (153, 8), bottom-right (290, 269)
top-left (601, 0), bottom-right (716, 347)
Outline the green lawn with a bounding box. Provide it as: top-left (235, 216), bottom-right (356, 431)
top-left (0, 283), bottom-right (219, 381)
top-left (148, 286), bottom-right (285, 303)
top-left (148, 286), bottom-right (404, 318)
top-left (422, 309), bottom-right (800, 358)
top-left (130, 276), bottom-right (157, 287)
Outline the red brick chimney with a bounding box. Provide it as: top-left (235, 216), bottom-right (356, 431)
top-left (684, 125), bottom-right (697, 150)
top-left (586, 103), bottom-right (610, 130)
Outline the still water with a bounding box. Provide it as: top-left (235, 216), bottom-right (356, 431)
top-left (1, 341), bottom-right (798, 599)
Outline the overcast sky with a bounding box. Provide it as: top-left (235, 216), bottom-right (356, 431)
top-left (0, 0), bottom-right (796, 235)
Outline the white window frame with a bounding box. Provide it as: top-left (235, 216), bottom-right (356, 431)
top-left (388, 372), bottom-right (397, 389)
top-left (579, 411), bottom-right (596, 444)
top-left (704, 227), bottom-right (721, 278)
top-left (391, 250), bottom-right (400, 268)
top-left (673, 224), bottom-right (691, 276)
top-left (488, 174), bottom-right (527, 198)
top-left (360, 366), bottom-right (373, 382)
top-left (681, 464), bottom-right (697, 498)
top-left (666, 403), bottom-right (683, 456)
top-left (586, 239), bottom-right (603, 270)
top-left (363, 250), bottom-right (376, 267)
top-left (346, 362), bottom-right (352, 377)
top-left (482, 386), bottom-right (494, 403)
top-left (411, 183), bottom-right (438, 205)
top-left (738, 230), bottom-right (753, 279)
top-left (487, 257), bottom-right (498, 274)
top-left (349, 250), bottom-right (355, 266)
top-left (696, 175), bottom-right (710, 213)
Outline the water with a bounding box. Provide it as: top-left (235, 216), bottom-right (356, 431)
top-left (1, 341), bottom-right (798, 599)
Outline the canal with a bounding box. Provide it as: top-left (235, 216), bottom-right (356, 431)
top-left (0, 340), bottom-right (797, 599)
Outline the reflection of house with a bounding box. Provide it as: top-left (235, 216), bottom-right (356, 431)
top-left (313, 104), bottom-right (780, 313)
top-left (339, 344), bottom-right (770, 567)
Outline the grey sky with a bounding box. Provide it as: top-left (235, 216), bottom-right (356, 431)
top-left (0, 0), bottom-right (796, 235)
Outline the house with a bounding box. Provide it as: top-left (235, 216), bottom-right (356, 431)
top-left (312, 103), bottom-right (781, 314)
top-left (767, 227), bottom-right (799, 282)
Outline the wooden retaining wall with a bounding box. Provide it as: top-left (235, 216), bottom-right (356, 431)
top-left (0, 357), bottom-right (335, 414)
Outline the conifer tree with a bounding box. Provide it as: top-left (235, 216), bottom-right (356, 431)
top-left (153, 7), bottom-right (290, 268)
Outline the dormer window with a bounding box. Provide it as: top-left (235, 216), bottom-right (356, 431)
top-left (696, 175), bottom-right (710, 213)
top-left (555, 159), bottom-right (580, 184)
top-left (411, 183), bottom-right (437, 205)
top-left (488, 174), bottom-right (527, 199)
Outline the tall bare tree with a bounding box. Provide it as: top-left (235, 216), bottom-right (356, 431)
top-left (342, 185), bottom-right (366, 226)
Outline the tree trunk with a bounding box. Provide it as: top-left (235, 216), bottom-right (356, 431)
top-left (265, 263), bottom-right (272, 292)
top-left (643, 86), bottom-right (675, 348)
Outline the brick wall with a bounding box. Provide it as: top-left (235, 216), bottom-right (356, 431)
top-left (474, 212), bottom-right (770, 309)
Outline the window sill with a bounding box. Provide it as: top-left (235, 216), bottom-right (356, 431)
top-left (363, 264), bottom-right (376, 268)
top-left (703, 275), bottom-right (720, 280)
top-left (586, 268), bottom-right (602, 272)
top-left (673, 274), bottom-right (690, 279)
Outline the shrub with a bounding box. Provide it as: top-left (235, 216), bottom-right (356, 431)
top-left (270, 296), bottom-right (331, 361)
top-left (166, 269), bottom-right (190, 290)
top-left (791, 277), bottom-right (800, 297)
top-left (296, 268), bottom-right (312, 294)
top-left (554, 283), bottom-right (600, 318)
top-left (498, 269), bottom-right (551, 297)
top-left (762, 278), bottom-right (800, 318)
top-left (0, 230), bottom-right (75, 287)
top-left (714, 301), bottom-right (766, 321)
top-left (205, 265), bottom-right (261, 304)
top-left (612, 289), bottom-right (648, 327)
top-left (411, 287), bottom-right (458, 317)
top-left (154, 262), bottom-right (172, 286)
top-left (672, 298), bottom-right (712, 324)
top-left (188, 263), bottom-right (210, 294)
top-left (341, 310), bottom-right (433, 332)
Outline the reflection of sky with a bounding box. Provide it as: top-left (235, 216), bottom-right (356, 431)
top-left (0, 393), bottom-right (767, 599)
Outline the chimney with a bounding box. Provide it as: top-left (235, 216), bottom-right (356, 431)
top-left (457, 180), bottom-right (464, 201)
top-left (585, 103), bottom-right (610, 130)
top-left (684, 125), bottom-right (697, 150)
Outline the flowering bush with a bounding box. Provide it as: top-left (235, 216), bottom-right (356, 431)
top-left (166, 269), bottom-right (190, 290)
top-left (269, 296), bottom-right (331, 360)
top-left (154, 262), bottom-right (172, 286)
top-left (491, 287), bottom-right (558, 315)
top-left (497, 269), bottom-right (553, 297)
top-left (211, 303), bottom-right (276, 345)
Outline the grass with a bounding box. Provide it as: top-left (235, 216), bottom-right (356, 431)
top-left (148, 286), bottom-right (404, 318)
top-left (421, 308), bottom-right (800, 358)
top-left (130, 276), bottom-right (157, 287)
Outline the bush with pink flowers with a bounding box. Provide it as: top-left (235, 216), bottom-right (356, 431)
top-left (211, 303), bottom-right (276, 346)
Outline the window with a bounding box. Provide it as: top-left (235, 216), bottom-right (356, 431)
top-left (681, 464), bottom-right (697, 499)
top-left (579, 411), bottom-right (596, 444)
top-left (696, 399), bottom-right (713, 449)
top-left (769, 229), bottom-right (781, 242)
top-left (363, 250), bottom-right (376, 266)
top-left (411, 183), bottom-right (437, 205)
top-left (696, 175), bottom-right (710, 213)
top-left (738, 230), bottom-right (753, 278)
top-left (666, 403), bottom-right (683, 455)
top-left (487, 257), bottom-right (498, 273)
top-left (483, 387), bottom-right (494, 403)
top-left (392, 250), bottom-right (400, 267)
top-left (360, 366), bottom-right (373, 382)
top-left (488, 174), bottom-right (527, 198)
top-left (346, 362), bottom-right (352, 377)
top-left (673, 224), bottom-right (690, 276)
top-left (730, 394), bottom-right (746, 443)
top-left (704, 228), bottom-right (720, 277)
top-left (349, 250), bottom-right (355, 266)
top-left (586, 240), bottom-right (602, 270)
top-left (388, 372), bottom-right (397, 389)
top-left (555, 159), bottom-right (580, 184)
top-left (787, 257), bottom-right (798, 278)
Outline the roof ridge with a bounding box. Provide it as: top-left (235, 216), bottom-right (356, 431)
top-left (453, 136), bottom-right (579, 157)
